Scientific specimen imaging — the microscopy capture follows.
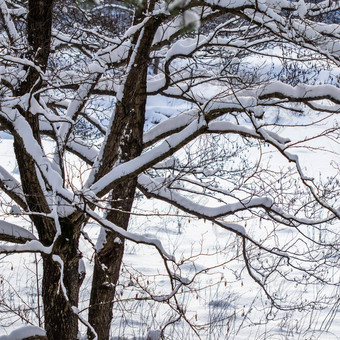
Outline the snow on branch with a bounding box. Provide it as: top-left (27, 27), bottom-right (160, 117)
top-left (143, 108), bottom-right (198, 146)
top-left (0, 165), bottom-right (27, 209)
top-left (259, 82), bottom-right (340, 104)
top-left (244, 6), bottom-right (340, 64)
top-left (0, 0), bottom-right (19, 45)
top-left (308, 1), bottom-right (340, 17)
top-left (58, 73), bottom-right (103, 147)
top-left (208, 121), bottom-right (291, 146)
top-left (97, 38), bottom-right (132, 65)
top-left (143, 99), bottom-right (277, 149)
top-left (0, 239), bottom-right (50, 254)
top-left (0, 220), bottom-right (36, 244)
top-left (137, 174), bottom-right (295, 262)
top-left (0, 325), bottom-right (46, 340)
top-left (84, 206), bottom-right (175, 262)
top-left (4, 107), bottom-right (75, 201)
top-left (65, 138), bottom-right (99, 165)
top-left (138, 174), bottom-right (273, 219)
top-left (0, 55), bottom-right (45, 77)
top-left (89, 115), bottom-right (208, 197)
top-left (248, 114), bottom-right (340, 220)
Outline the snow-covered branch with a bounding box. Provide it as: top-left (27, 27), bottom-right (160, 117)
top-left (0, 220), bottom-right (36, 244)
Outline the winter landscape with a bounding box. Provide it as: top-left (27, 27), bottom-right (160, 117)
top-left (0, 0), bottom-right (340, 339)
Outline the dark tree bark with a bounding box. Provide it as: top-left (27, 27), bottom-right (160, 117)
top-left (88, 2), bottom-right (160, 338)
top-left (14, 131), bottom-right (84, 340)
top-left (1, 0), bottom-right (339, 339)
top-left (13, 1), bottom-right (85, 339)
top-left (4, 0), bottom-right (164, 338)
top-left (87, 52), bottom-right (148, 340)
top-left (27, 0), bottom-right (54, 68)
top-left (42, 218), bottom-right (83, 340)
top-left (88, 179), bottom-right (138, 340)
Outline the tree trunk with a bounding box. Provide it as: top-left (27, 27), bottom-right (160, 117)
top-left (42, 219), bottom-right (83, 340)
top-left (88, 98), bottom-right (146, 339)
top-left (13, 1), bottom-right (84, 337)
top-left (88, 179), bottom-right (137, 340)
top-left (13, 128), bottom-right (84, 340)
top-left (42, 255), bottom-right (79, 340)
top-left (88, 8), bottom-right (160, 338)
top-left (14, 136), bottom-right (83, 340)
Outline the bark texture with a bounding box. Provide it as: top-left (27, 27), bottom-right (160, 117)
top-left (42, 218), bottom-right (83, 340)
top-left (88, 2), bottom-right (160, 338)
top-left (14, 1), bottom-right (84, 339)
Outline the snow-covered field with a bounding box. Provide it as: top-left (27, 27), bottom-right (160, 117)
top-left (1, 98), bottom-right (340, 339)
top-left (0, 37), bottom-right (340, 338)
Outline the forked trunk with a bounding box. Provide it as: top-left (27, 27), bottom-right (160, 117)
top-left (15, 1), bottom-right (83, 336)
top-left (14, 136), bottom-right (83, 339)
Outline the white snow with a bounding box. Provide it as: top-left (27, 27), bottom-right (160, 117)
top-left (1, 1), bottom-right (340, 338)
top-left (0, 326), bottom-right (46, 340)
top-left (0, 220), bottom-right (36, 242)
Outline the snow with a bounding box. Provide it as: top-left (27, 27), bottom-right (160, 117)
top-left (297, 0), bottom-right (308, 18)
top-left (9, 205), bottom-right (21, 215)
top-left (114, 237), bottom-right (122, 244)
top-left (138, 174), bottom-right (273, 220)
top-left (1, 106), bottom-right (340, 338)
top-left (85, 206), bottom-right (175, 261)
top-left (168, 0), bottom-right (188, 11)
top-left (147, 74), bottom-right (166, 93)
top-left (183, 9), bottom-right (200, 30)
top-left (0, 239), bottom-right (49, 254)
top-left (95, 226), bottom-right (107, 252)
top-left (143, 107), bottom-right (195, 145)
top-left (0, 0), bottom-right (19, 44)
top-left (116, 27), bottom-right (146, 102)
top-left (90, 116), bottom-right (207, 195)
top-left (58, 75), bottom-right (100, 145)
top-left (219, 222), bottom-right (246, 235)
top-left (0, 165), bottom-right (26, 204)
top-left (0, 220), bottom-right (36, 242)
top-left (0, 325), bottom-right (46, 340)
top-left (97, 40), bottom-right (131, 64)
top-left (78, 258), bottom-right (86, 277)
top-left (260, 82), bottom-right (340, 103)
top-left (146, 329), bottom-right (162, 340)
top-left (208, 121), bottom-right (291, 146)
top-left (1, 1), bottom-right (340, 339)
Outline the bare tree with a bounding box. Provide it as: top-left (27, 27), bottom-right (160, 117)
top-left (0, 0), bottom-right (340, 339)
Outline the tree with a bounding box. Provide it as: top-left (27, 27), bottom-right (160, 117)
top-left (0, 0), bottom-right (340, 339)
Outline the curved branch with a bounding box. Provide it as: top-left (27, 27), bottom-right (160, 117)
top-left (0, 220), bottom-right (36, 244)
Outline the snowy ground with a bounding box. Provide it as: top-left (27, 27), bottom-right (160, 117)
top-left (1, 51), bottom-right (340, 338)
top-left (1, 104), bottom-right (340, 339)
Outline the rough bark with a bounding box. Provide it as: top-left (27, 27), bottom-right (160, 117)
top-left (13, 1), bottom-right (84, 339)
top-left (88, 3), bottom-right (160, 338)
top-left (88, 179), bottom-right (138, 340)
top-left (88, 76), bottom-right (147, 340)
top-left (27, 0), bottom-right (53, 63)
top-left (42, 218), bottom-right (83, 340)
top-left (13, 111), bottom-right (83, 340)
top-left (42, 256), bottom-right (79, 340)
